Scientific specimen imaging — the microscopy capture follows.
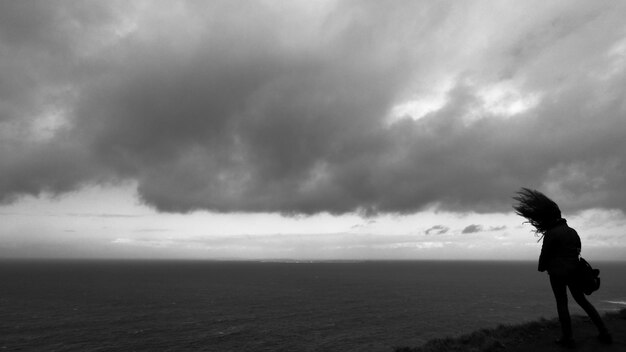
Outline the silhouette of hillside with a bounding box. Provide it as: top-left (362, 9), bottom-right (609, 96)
top-left (395, 309), bottom-right (626, 352)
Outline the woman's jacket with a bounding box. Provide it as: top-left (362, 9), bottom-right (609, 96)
top-left (538, 219), bottom-right (581, 276)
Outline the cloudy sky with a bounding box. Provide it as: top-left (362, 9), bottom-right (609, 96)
top-left (1, 0), bottom-right (625, 260)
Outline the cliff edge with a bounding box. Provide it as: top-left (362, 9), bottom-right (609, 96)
top-left (395, 309), bottom-right (626, 352)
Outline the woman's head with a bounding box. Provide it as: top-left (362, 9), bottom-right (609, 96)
top-left (512, 188), bottom-right (562, 235)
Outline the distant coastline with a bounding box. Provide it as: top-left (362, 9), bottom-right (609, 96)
top-left (2, 257), bottom-right (626, 265)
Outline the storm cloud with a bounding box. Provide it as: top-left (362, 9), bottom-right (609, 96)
top-left (425, 225), bottom-right (450, 236)
top-left (462, 225), bottom-right (483, 234)
top-left (461, 224), bottom-right (506, 234)
top-left (2, 0), bottom-right (626, 215)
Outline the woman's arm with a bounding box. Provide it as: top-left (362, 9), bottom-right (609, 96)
top-left (538, 234), bottom-right (554, 272)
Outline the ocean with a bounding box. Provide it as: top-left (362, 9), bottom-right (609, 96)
top-left (1, 260), bottom-right (625, 352)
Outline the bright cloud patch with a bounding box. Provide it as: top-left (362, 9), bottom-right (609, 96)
top-left (476, 82), bottom-right (542, 117)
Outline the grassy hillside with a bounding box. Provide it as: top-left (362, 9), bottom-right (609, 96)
top-left (395, 309), bottom-right (626, 352)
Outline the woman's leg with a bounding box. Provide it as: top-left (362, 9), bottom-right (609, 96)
top-left (567, 283), bottom-right (608, 334)
top-left (550, 274), bottom-right (572, 339)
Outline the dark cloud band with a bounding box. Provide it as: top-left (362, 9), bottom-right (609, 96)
top-left (2, 1), bottom-right (626, 215)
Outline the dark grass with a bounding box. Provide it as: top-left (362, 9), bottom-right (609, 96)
top-left (394, 309), bottom-right (626, 352)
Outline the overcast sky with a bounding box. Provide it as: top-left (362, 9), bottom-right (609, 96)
top-left (1, 0), bottom-right (625, 260)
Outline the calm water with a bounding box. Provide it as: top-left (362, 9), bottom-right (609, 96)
top-left (1, 260), bottom-right (625, 351)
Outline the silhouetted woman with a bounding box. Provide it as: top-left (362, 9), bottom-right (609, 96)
top-left (513, 188), bottom-right (612, 347)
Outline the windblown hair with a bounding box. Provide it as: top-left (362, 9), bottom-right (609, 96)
top-left (512, 188), bottom-right (562, 237)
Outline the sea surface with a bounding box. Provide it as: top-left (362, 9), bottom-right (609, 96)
top-left (1, 260), bottom-right (625, 352)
